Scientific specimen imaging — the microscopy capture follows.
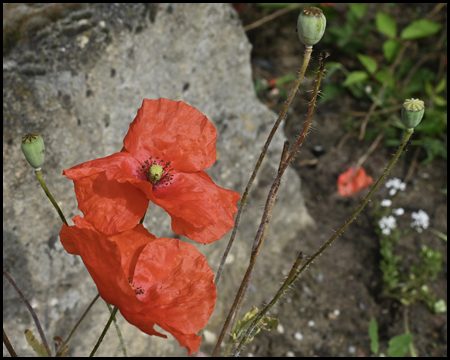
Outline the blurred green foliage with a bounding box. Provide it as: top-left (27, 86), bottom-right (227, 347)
top-left (369, 318), bottom-right (414, 357)
top-left (319, 3), bottom-right (447, 163)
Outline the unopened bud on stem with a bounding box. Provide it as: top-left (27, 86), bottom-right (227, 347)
top-left (21, 133), bottom-right (45, 169)
top-left (297, 7), bottom-right (326, 47)
top-left (401, 99), bottom-right (425, 130)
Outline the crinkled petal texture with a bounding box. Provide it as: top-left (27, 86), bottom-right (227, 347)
top-left (63, 152), bottom-right (152, 235)
top-left (123, 98), bottom-right (217, 173)
top-left (152, 171), bottom-right (242, 244)
top-left (59, 217), bottom-right (217, 356)
top-left (63, 98), bottom-right (240, 242)
top-left (337, 166), bottom-right (374, 197)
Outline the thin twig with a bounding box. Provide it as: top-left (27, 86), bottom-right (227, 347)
top-left (3, 268), bottom-right (51, 357)
top-left (344, 118), bottom-right (392, 185)
top-left (359, 41), bottom-right (410, 140)
top-left (243, 4), bottom-right (302, 32)
top-left (3, 327), bottom-right (18, 357)
top-left (214, 47), bottom-right (313, 286)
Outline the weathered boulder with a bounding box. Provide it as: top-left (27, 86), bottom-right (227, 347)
top-left (3, 3), bottom-right (313, 356)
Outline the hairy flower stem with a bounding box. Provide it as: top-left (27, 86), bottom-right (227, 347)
top-left (55, 294), bottom-right (100, 356)
top-left (89, 305), bottom-right (119, 357)
top-left (3, 268), bottom-right (51, 357)
top-left (223, 141), bottom-right (290, 357)
top-left (212, 51), bottom-right (325, 357)
top-left (233, 252), bottom-right (304, 357)
top-left (288, 128), bottom-right (415, 294)
top-left (35, 169), bottom-right (68, 226)
top-left (214, 47), bottom-right (313, 286)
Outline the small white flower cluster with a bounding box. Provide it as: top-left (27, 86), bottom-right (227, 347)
top-left (386, 178), bottom-right (406, 196)
top-left (379, 215), bottom-right (397, 235)
top-left (411, 210), bottom-right (430, 233)
top-left (381, 199), bottom-right (392, 207)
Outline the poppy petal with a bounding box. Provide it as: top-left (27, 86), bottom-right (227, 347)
top-left (152, 171), bottom-right (241, 244)
top-left (337, 166), bottom-right (374, 197)
top-left (123, 99), bottom-right (217, 173)
top-left (59, 218), bottom-right (216, 355)
top-left (63, 152), bottom-right (151, 234)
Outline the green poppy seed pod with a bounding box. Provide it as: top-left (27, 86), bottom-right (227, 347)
top-left (297, 7), bottom-right (326, 48)
top-left (21, 132), bottom-right (45, 169)
top-left (401, 98), bottom-right (425, 129)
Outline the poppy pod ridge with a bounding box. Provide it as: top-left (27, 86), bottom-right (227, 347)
top-left (63, 98), bottom-right (241, 244)
top-left (59, 217), bottom-right (217, 355)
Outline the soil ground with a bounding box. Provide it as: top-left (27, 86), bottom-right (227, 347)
top-left (231, 4), bottom-right (447, 357)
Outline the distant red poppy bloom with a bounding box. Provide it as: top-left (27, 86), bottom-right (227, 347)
top-left (60, 216), bottom-right (217, 355)
top-left (63, 98), bottom-right (241, 244)
top-left (337, 166), bottom-right (374, 197)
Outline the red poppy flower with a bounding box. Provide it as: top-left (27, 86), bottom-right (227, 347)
top-left (60, 216), bottom-right (217, 355)
top-left (337, 166), bottom-right (374, 197)
top-left (63, 98), bottom-right (241, 244)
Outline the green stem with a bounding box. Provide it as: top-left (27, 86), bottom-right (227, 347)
top-left (89, 306), bottom-right (119, 357)
top-left (106, 302), bottom-right (127, 357)
top-left (214, 47), bottom-right (313, 286)
top-left (35, 170), bottom-right (68, 226)
top-left (56, 294), bottom-right (100, 356)
top-left (292, 128), bottom-right (414, 287)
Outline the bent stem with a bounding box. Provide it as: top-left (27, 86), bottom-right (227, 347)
top-left (291, 128), bottom-right (415, 292)
top-left (214, 47), bottom-right (313, 286)
top-left (35, 170), bottom-right (68, 226)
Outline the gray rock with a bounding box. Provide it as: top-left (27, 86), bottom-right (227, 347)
top-left (3, 3), bottom-right (313, 357)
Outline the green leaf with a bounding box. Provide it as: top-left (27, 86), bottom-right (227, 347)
top-left (382, 39), bottom-right (402, 63)
top-left (348, 3), bottom-right (367, 20)
top-left (387, 333), bottom-right (413, 357)
top-left (357, 54), bottom-right (378, 74)
top-left (319, 84), bottom-right (342, 103)
top-left (425, 79), bottom-right (433, 96)
top-left (374, 69), bottom-right (395, 88)
top-left (376, 12), bottom-right (397, 38)
top-left (369, 318), bottom-right (379, 355)
top-left (25, 329), bottom-right (50, 357)
top-left (434, 95), bottom-right (447, 107)
top-left (401, 19), bottom-right (442, 40)
top-left (343, 71), bottom-right (368, 86)
top-left (435, 77), bottom-right (447, 94)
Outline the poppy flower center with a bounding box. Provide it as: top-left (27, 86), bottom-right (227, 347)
top-left (141, 156), bottom-right (174, 186)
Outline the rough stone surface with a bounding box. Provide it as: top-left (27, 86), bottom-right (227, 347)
top-left (3, 3), bottom-right (313, 357)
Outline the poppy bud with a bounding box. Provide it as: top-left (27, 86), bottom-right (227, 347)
top-left (297, 7), bottom-right (326, 47)
top-left (149, 164), bottom-right (163, 183)
top-left (401, 98), bottom-right (425, 129)
top-left (21, 132), bottom-right (45, 169)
